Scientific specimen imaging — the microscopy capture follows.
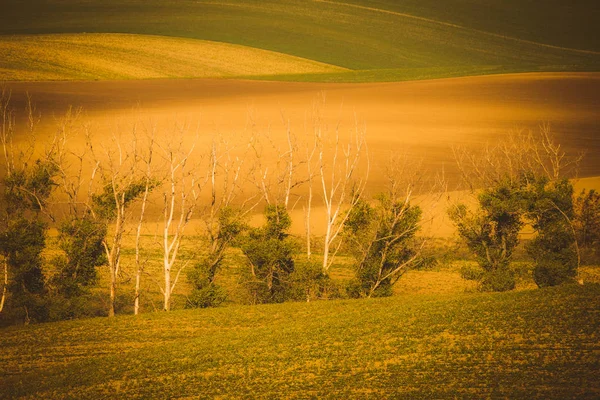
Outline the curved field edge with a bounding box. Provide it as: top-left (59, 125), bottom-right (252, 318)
top-left (1, 284), bottom-right (599, 398)
top-left (238, 64), bottom-right (600, 83)
top-left (0, 0), bottom-right (598, 82)
top-left (0, 33), bottom-right (347, 81)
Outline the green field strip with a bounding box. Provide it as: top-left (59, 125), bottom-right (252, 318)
top-left (0, 0), bottom-right (597, 82)
top-left (0, 33), bottom-right (348, 81)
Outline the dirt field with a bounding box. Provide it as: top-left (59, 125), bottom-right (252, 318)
top-left (3, 72), bottom-right (599, 235)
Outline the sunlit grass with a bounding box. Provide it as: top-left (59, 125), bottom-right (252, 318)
top-left (0, 33), bottom-right (347, 81)
top-left (1, 283), bottom-right (598, 398)
top-left (0, 0), bottom-right (598, 82)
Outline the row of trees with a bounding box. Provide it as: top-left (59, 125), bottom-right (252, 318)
top-left (2, 92), bottom-right (424, 324)
top-left (0, 91), bottom-right (598, 324)
top-left (449, 128), bottom-right (600, 291)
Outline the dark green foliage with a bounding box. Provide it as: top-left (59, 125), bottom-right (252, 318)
top-left (186, 262), bottom-right (228, 309)
top-left (240, 205), bottom-right (295, 304)
top-left (481, 268), bottom-right (517, 292)
top-left (1, 218), bottom-right (46, 295)
top-left (91, 181), bottom-right (150, 221)
top-left (3, 160), bottom-right (57, 214)
top-left (574, 189), bottom-right (600, 250)
top-left (525, 177), bottom-right (578, 287)
top-left (459, 264), bottom-right (485, 281)
top-left (44, 292), bottom-right (108, 322)
top-left (289, 260), bottom-right (343, 302)
top-left (51, 216), bottom-right (107, 297)
top-left (185, 280), bottom-right (227, 309)
top-left (187, 207), bottom-right (245, 308)
top-left (0, 158), bottom-right (57, 323)
top-left (344, 195), bottom-right (422, 298)
top-left (448, 176), bottom-right (524, 291)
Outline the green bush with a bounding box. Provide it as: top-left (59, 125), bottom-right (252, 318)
top-left (481, 268), bottom-right (516, 292)
top-left (459, 264), bottom-right (485, 281)
top-left (525, 177), bottom-right (578, 288)
top-left (346, 278), bottom-right (393, 298)
top-left (532, 258), bottom-right (576, 288)
top-left (289, 260), bottom-right (343, 302)
top-left (344, 195), bottom-right (423, 298)
top-left (240, 205), bottom-right (296, 304)
top-left (186, 284), bottom-right (228, 309)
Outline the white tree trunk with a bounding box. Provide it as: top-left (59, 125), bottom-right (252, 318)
top-left (0, 258), bottom-right (8, 313)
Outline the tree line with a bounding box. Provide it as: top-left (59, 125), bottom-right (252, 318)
top-left (0, 91), bottom-right (598, 325)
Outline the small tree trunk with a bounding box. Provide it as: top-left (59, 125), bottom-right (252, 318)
top-left (108, 268), bottom-right (116, 318)
top-left (322, 215), bottom-right (332, 273)
top-left (0, 257), bottom-right (7, 313)
top-left (164, 264), bottom-right (171, 311)
top-left (134, 273), bottom-right (141, 316)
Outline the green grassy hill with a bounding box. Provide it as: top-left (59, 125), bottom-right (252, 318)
top-left (0, 33), bottom-right (346, 81)
top-left (0, 0), bottom-right (598, 82)
top-left (1, 284), bottom-right (599, 398)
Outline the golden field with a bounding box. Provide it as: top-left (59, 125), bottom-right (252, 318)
top-left (3, 72), bottom-right (599, 236)
top-left (0, 33), bottom-right (347, 81)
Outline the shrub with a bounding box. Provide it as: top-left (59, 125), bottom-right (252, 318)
top-left (448, 175), bottom-right (525, 292)
top-left (240, 205), bottom-right (296, 304)
top-left (344, 195), bottom-right (423, 298)
top-left (480, 268), bottom-right (516, 292)
top-left (525, 177), bottom-right (578, 288)
top-left (289, 260), bottom-right (342, 302)
top-left (186, 284), bottom-right (228, 309)
top-left (532, 259), bottom-right (576, 288)
top-left (459, 264), bottom-right (485, 281)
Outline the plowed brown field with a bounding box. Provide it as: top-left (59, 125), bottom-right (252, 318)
top-left (4, 72), bottom-right (599, 235)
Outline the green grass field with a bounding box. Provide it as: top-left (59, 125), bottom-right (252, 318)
top-left (1, 284), bottom-right (599, 398)
top-left (0, 34), bottom-right (346, 81)
top-left (0, 0), bottom-right (598, 82)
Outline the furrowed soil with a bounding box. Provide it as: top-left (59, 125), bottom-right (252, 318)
top-left (4, 72), bottom-right (599, 183)
top-left (4, 72), bottom-right (599, 235)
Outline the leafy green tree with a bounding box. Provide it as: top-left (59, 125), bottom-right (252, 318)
top-left (448, 176), bottom-right (525, 291)
top-left (573, 189), bottom-right (600, 251)
top-left (288, 259), bottom-right (343, 302)
top-left (240, 205), bottom-right (295, 304)
top-left (0, 159), bottom-right (57, 322)
top-left (50, 215), bottom-right (106, 298)
top-left (187, 207), bottom-right (245, 308)
top-left (344, 195), bottom-right (422, 298)
top-left (92, 179), bottom-right (150, 317)
top-left (524, 177), bottom-right (578, 287)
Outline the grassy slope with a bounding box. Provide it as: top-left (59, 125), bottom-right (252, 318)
top-left (1, 284), bottom-right (599, 398)
top-left (329, 0), bottom-right (600, 52)
top-left (0, 0), bottom-right (598, 82)
top-left (0, 33), bottom-right (346, 81)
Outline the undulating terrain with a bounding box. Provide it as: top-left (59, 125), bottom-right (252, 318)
top-left (1, 1), bottom-right (599, 398)
top-left (0, 0), bottom-right (598, 82)
top-left (1, 284), bottom-right (599, 398)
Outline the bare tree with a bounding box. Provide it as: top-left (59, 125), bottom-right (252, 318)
top-left (157, 129), bottom-right (200, 311)
top-left (0, 87), bottom-right (11, 313)
top-left (89, 126), bottom-right (149, 318)
top-left (134, 126), bottom-right (156, 315)
top-left (187, 135), bottom-right (262, 308)
top-left (453, 126), bottom-right (582, 191)
top-left (317, 122), bottom-right (368, 274)
top-left (251, 117), bottom-right (306, 210)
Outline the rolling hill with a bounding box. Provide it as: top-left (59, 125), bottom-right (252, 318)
top-left (1, 284), bottom-right (599, 398)
top-left (0, 0), bottom-right (598, 82)
top-left (0, 33), bottom-right (347, 81)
